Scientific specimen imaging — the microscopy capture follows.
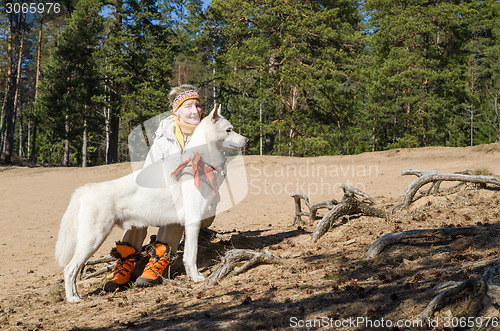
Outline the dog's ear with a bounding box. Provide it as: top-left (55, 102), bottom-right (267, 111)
top-left (210, 104), bottom-right (220, 122)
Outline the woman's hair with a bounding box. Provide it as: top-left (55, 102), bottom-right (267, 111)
top-left (168, 84), bottom-right (199, 106)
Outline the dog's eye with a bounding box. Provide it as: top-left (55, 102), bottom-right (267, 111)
top-left (226, 128), bottom-right (232, 133)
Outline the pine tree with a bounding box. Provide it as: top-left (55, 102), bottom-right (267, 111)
top-left (364, 0), bottom-right (483, 149)
top-left (474, 0), bottom-right (500, 143)
top-left (2, 11), bottom-right (15, 162)
top-left (95, 0), bottom-right (178, 163)
top-left (36, 0), bottom-right (104, 166)
top-left (118, 0), bottom-right (177, 125)
top-left (205, 0), bottom-right (362, 156)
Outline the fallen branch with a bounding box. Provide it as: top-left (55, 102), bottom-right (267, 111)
top-left (442, 256), bottom-right (500, 272)
top-left (396, 169), bottom-right (500, 210)
top-left (332, 238), bottom-right (357, 246)
top-left (207, 249), bottom-right (283, 286)
top-left (291, 193), bottom-right (339, 225)
top-left (417, 265), bottom-right (500, 323)
top-left (486, 265), bottom-right (500, 305)
top-left (81, 262), bottom-right (116, 280)
top-left (365, 227), bottom-right (500, 259)
top-left (84, 255), bottom-right (116, 265)
top-left (81, 255), bottom-right (118, 280)
top-left (420, 170), bottom-right (474, 198)
top-left (417, 275), bottom-right (482, 323)
top-left (311, 184), bottom-right (388, 243)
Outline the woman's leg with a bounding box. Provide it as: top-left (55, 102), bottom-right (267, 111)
top-left (156, 224), bottom-right (184, 253)
top-left (135, 225), bottom-right (184, 287)
top-left (103, 227), bottom-right (147, 292)
top-left (123, 227), bottom-right (148, 251)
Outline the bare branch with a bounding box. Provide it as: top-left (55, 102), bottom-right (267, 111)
top-left (396, 169), bottom-right (500, 210)
top-left (291, 192), bottom-right (339, 225)
top-left (81, 262), bottom-right (116, 280)
top-left (85, 255), bottom-right (116, 265)
top-left (207, 249), bottom-right (283, 286)
top-left (417, 275), bottom-right (482, 322)
top-left (442, 256), bottom-right (500, 272)
top-left (341, 183), bottom-right (378, 205)
top-left (365, 227), bottom-right (500, 258)
top-left (311, 185), bottom-right (388, 243)
top-left (416, 265), bottom-right (500, 323)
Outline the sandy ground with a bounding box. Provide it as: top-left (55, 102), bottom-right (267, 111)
top-left (0, 143), bottom-right (499, 330)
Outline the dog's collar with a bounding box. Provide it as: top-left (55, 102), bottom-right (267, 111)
top-left (170, 153), bottom-right (223, 192)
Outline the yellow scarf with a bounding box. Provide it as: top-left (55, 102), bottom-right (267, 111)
top-left (174, 115), bottom-right (197, 150)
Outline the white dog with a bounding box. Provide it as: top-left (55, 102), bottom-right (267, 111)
top-left (55, 105), bottom-right (248, 302)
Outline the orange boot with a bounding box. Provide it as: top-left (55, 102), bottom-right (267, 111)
top-left (103, 242), bottom-right (137, 292)
top-left (135, 242), bottom-right (171, 288)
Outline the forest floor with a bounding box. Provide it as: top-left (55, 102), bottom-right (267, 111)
top-left (0, 143), bottom-right (499, 330)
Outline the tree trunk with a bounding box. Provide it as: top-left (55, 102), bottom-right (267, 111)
top-left (15, 14), bottom-right (26, 158)
top-left (82, 119), bottom-right (87, 167)
top-left (27, 116), bottom-right (30, 157)
top-left (48, 132), bottom-right (53, 167)
top-left (13, 13), bottom-right (25, 120)
top-left (469, 27), bottom-right (476, 147)
top-left (17, 105), bottom-right (23, 158)
top-left (105, 0), bottom-right (124, 164)
top-left (496, 93), bottom-right (500, 142)
top-left (470, 102), bottom-right (474, 146)
top-left (29, 121), bottom-right (37, 163)
top-left (0, 29), bottom-right (5, 157)
top-left (30, 13), bottom-right (43, 163)
top-left (372, 114), bottom-right (375, 152)
top-left (63, 114), bottom-right (70, 166)
top-left (337, 120), bottom-right (345, 155)
top-left (3, 12), bottom-right (16, 163)
top-left (104, 105), bottom-right (110, 164)
top-left (106, 109), bottom-right (119, 164)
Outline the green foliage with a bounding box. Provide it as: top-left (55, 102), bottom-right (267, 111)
top-left (34, 0), bottom-right (104, 165)
top-left (204, 0), bottom-right (363, 156)
top-left (474, 0), bottom-right (500, 144)
top-left (362, 0), bottom-right (500, 150)
top-left (2, 0), bottom-right (499, 165)
top-left (386, 134), bottom-right (420, 150)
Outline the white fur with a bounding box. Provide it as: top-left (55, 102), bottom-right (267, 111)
top-left (55, 105), bottom-right (248, 302)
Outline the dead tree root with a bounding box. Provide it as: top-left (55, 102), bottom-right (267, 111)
top-left (365, 227), bottom-right (500, 259)
top-left (416, 265), bottom-right (500, 323)
top-left (311, 184), bottom-right (389, 243)
top-left (206, 249), bottom-right (283, 286)
top-left (396, 169), bottom-right (500, 210)
top-left (291, 193), bottom-right (339, 225)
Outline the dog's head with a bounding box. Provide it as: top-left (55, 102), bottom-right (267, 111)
top-left (202, 104), bottom-right (249, 150)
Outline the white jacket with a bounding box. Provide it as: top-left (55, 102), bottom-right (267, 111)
top-left (144, 115), bottom-right (182, 168)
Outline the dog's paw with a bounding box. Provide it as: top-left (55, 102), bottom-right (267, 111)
top-left (66, 295), bottom-right (81, 303)
top-left (190, 273), bottom-right (206, 282)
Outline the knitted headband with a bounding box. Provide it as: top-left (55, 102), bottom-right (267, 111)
top-left (172, 90), bottom-right (201, 112)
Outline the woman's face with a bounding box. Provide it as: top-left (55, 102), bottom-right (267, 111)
top-left (176, 99), bottom-right (202, 125)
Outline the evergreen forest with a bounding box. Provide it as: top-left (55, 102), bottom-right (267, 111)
top-left (0, 0), bottom-right (498, 166)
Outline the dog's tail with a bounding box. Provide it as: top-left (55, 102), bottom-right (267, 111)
top-left (55, 187), bottom-right (85, 268)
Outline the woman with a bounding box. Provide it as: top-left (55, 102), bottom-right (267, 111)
top-left (104, 84), bottom-right (213, 291)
